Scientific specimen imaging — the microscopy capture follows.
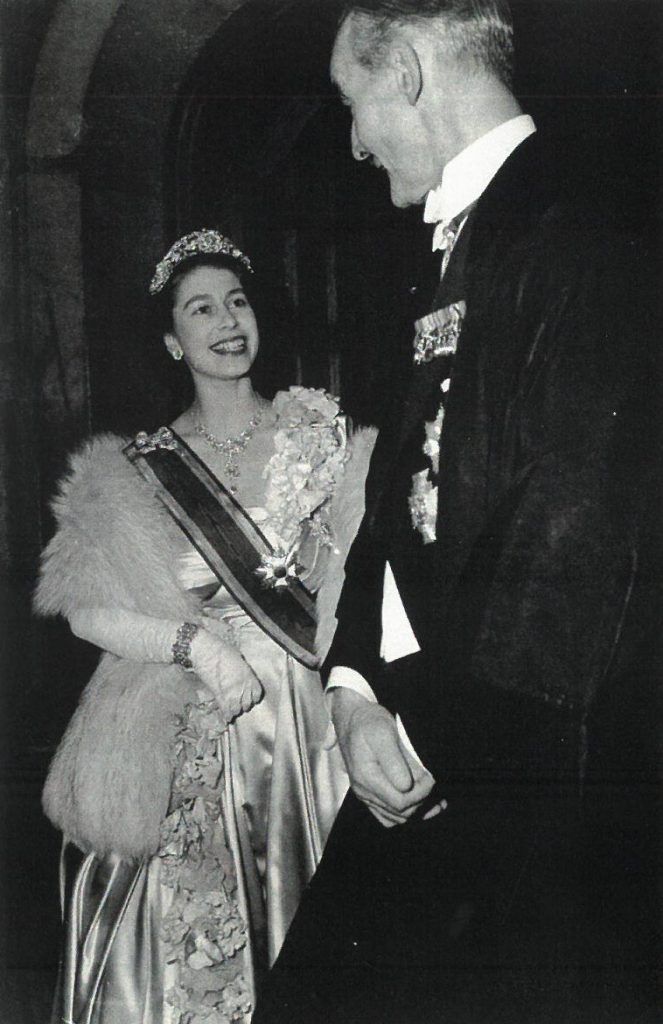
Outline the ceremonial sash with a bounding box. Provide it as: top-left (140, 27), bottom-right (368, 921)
top-left (124, 428), bottom-right (318, 668)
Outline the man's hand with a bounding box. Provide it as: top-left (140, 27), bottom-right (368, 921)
top-left (331, 688), bottom-right (434, 827)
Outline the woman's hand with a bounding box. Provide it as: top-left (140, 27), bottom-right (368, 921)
top-left (189, 629), bottom-right (263, 722)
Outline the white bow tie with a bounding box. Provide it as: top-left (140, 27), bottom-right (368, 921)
top-left (426, 180), bottom-right (477, 251)
top-left (432, 220), bottom-right (462, 254)
top-left (423, 186), bottom-right (449, 251)
top-left (424, 189), bottom-right (468, 253)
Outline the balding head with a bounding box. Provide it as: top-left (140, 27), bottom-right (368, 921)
top-left (331, 0), bottom-right (520, 209)
top-left (340, 0), bottom-right (514, 88)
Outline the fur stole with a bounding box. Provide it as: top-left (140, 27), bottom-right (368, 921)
top-left (35, 434), bottom-right (206, 859)
top-left (35, 426), bottom-right (376, 859)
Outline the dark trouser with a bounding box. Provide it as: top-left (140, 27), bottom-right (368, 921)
top-left (255, 781), bottom-right (660, 1024)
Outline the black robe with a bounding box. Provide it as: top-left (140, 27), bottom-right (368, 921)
top-left (254, 133), bottom-right (661, 1024)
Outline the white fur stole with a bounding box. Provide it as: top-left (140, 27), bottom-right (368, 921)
top-left (35, 435), bottom-right (205, 858)
top-left (35, 427), bottom-right (376, 858)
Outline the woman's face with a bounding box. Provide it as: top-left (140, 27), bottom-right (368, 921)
top-left (166, 265), bottom-right (259, 380)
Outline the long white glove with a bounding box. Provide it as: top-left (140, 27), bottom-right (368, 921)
top-left (69, 607), bottom-right (263, 721)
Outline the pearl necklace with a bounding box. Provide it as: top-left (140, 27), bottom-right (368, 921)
top-left (194, 409), bottom-right (263, 493)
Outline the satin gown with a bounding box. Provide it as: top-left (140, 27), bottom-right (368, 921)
top-left (55, 507), bottom-right (347, 1024)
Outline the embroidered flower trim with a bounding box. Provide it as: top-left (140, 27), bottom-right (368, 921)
top-left (259, 386), bottom-right (349, 579)
top-left (422, 403), bottom-right (445, 477)
top-left (160, 694), bottom-right (251, 1024)
top-left (409, 387), bottom-right (449, 544)
top-left (409, 470), bottom-right (438, 545)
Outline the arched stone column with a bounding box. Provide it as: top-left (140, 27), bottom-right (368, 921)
top-left (27, 0), bottom-right (122, 159)
top-left (26, 0), bottom-right (124, 443)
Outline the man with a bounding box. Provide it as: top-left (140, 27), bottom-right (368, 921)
top-left (255, 2), bottom-right (660, 1021)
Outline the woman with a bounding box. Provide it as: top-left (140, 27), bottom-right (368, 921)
top-left (35, 229), bottom-right (375, 1024)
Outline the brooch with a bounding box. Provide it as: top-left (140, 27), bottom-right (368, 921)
top-left (255, 547), bottom-right (303, 590)
top-left (413, 301), bottom-right (466, 365)
top-left (134, 426), bottom-right (180, 453)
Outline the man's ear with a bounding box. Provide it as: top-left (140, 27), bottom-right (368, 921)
top-left (393, 41), bottom-right (423, 106)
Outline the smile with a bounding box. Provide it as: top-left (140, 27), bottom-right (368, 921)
top-left (210, 336), bottom-right (247, 355)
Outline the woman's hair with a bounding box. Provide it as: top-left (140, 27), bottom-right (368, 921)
top-left (341, 0), bottom-right (514, 89)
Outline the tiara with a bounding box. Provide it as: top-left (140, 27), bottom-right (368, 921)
top-left (149, 229), bottom-right (253, 295)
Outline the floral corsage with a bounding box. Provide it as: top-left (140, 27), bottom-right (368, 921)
top-left (256, 387), bottom-right (348, 589)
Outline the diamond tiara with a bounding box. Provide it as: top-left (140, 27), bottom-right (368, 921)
top-left (149, 229), bottom-right (253, 295)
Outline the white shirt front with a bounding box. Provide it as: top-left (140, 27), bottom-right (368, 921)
top-left (424, 113), bottom-right (536, 248)
top-left (328, 115), bottom-right (537, 766)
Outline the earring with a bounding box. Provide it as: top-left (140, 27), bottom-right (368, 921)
top-left (171, 347), bottom-right (183, 361)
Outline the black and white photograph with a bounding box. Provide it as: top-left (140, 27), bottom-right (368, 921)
top-left (1, 1), bottom-right (661, 1022)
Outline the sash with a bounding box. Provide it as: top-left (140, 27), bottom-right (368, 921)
top-left (124, 427), bottom-right (318, 668)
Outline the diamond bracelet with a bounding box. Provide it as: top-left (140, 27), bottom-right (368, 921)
top-left (172, 621), bottom-right (200, 670)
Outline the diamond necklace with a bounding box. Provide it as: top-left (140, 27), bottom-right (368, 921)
top-left (194, 408), bottom-right (263, 493)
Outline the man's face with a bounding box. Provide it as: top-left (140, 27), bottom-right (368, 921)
top-left (331, 19), bottom-right (441, 208)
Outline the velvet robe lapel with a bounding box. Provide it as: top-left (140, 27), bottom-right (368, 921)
top-left (374, 133), bottom-right (557, 622)
top-left (431, 132), bottom-right (552, 617)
